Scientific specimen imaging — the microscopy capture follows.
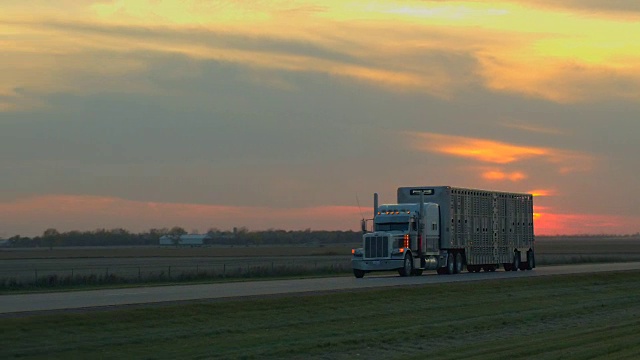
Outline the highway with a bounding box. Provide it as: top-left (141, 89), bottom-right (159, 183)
top-left (2, 262), bottom-right (640, 315)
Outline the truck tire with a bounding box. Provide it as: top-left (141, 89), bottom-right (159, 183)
top-left (446, 252), bottom-right (455, 275)
top-left (353, 269), bottom-right (365, 278)
top-left (527, 251), bottom-right (535, 270)
top-left (512, 252), bottom-right (520, 271)
top-left (454, 253), bottom-right (463, 274)
top-left (399, 254), bottom-right (413, 277)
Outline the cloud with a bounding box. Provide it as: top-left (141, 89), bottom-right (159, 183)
top-left (478, 54), bottom-right (640, 103)
top-left (515, 0), bottom-right (640, 14)
top-left (3, 0), bottom-right (639, 112)
top-left (501, 121), bottom-right (562, 135)
top-left (534, 208), bottom-right (639, 235)
top-left (0, 195), bottom-right (362, 237)
top-left (408, 132), bottom-right (592, 169)
top-left (528, 189), bottom-right (556, 197)
top-left (482, 170), bottom-right (527, 182)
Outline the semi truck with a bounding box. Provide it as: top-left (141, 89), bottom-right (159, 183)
top-left (351, 186), bottom-right (535, 278)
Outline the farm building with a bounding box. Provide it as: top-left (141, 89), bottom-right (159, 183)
top-left (159, 234), bottom-right (211, 246)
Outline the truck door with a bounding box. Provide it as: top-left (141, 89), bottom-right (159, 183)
top-left (425, 204), bottom-right (440, 253)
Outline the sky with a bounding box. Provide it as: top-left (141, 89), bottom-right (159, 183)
top-left (1, 0), bottom-right (639, 237)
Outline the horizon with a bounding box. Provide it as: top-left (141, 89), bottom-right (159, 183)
top-left (2, 1), bottom-right (639, 238)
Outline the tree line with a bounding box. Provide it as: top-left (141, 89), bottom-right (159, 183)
top-left (2, 227), bottom-right (362, 248)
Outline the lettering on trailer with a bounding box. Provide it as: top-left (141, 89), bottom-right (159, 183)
top-left (409, 189), bottom-right (434, 195)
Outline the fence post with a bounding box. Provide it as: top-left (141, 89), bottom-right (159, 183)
top-left (223, 263), bottom-right (226, 276)
top-left (71, 269), bottom-right (74, 278)
top-left (138, 267), bottom-right (141, 280)
top-left (35, 269), bottom-right (38, 283)
top-left (168, 266), bottom-right (171, 279)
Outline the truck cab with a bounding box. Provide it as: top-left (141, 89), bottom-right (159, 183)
top-left (352, 201), bottom-right (441, 278)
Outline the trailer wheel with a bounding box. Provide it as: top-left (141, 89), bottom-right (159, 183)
top-left (399, 254), bottom-right (413, 277)
top-left (503, 263), bottom-right (512, 271)
top-left (519, 261), bottom-right (528, 271)
top-left (454, 253), bottom-right (464, 274)
top-left (527, 251), bottom-right (535, 270)
top-left (512, 252), bottom-right (520, 271)
top-left (353, 269), bottom-right (365, 278)
top-left (446, 252), bottom-right (455, 275)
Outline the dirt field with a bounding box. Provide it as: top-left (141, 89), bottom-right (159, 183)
top-left (0, 244), bottom-right (356, 259)
top-left (2, 236), bottom-right (639, 259)
top-left (2, 237), bottom-right (640, 286)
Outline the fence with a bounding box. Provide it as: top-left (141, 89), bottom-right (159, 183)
top-left (0, 258), bottom-right (353, 288)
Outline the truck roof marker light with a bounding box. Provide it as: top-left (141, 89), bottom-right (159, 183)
top-left (351, 249), bottom-right (355, 254)
top-left (399, 248), bottom-right (404, 253)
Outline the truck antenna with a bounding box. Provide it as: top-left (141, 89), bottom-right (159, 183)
top-left (355, 194), bottom-right (365, 220)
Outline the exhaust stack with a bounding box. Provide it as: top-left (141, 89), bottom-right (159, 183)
top-left (373, 193), bottom-right (379, 217)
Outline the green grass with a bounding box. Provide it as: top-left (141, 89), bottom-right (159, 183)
top-left (2, 271), bottom-right (640, 359)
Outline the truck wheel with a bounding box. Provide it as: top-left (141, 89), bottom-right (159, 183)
top-left (454, 253), bottom-right (463, 274)
top-left (353, 269), bottom-right (365, 278)
top-left (399, 254), bottom-right (413, 277)
top-left (446, 252), bottom-right (455, 275)
top-left (527, 251), bottom-right (534, 270)
top-left (519, 262), bottom-right (527, 271)
top-left (512, 252), bottom-right (520, 271)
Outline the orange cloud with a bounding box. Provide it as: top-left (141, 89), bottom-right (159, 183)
top-left (2, 0), bottom-right (638, 112)
top-left (528, 189), bottom-right (556, 197)
top-left (534, 210), bottom-right (639, 235)
top-left (0, 195), bottom-right (362, 237)
top-left (408, 132), bottom-right (593, 172)
top-left (482, 170), bottom-right (527, 182)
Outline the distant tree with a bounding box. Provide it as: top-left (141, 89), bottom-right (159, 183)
top-left (42, 228), bottom-right (60, 250)
top-left (168, 226), bottom-right (187, 247)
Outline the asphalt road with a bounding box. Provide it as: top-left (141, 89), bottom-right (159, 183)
top-left (2, 262), bottom-right (640, 315)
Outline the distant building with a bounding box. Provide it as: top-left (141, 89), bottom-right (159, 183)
top-left (159, 234), bottom-right (211, 246)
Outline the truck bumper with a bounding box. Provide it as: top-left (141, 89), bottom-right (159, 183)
top-left (352, 258), bottom-right (404, 271)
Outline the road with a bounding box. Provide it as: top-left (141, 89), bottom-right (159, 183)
top-left (2, 262), bottom-right (639, 315)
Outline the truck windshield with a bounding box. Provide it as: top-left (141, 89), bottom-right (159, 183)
top-left (375, 223), bottom-right (409, 231)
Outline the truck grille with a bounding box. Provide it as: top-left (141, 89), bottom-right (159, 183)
top-left (365, 236), bottom-right (389, 258)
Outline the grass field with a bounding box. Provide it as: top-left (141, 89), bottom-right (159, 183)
top-left (2, 270), bottom-right (640, 359)
top-left (2, 237), bottom-right (640, 290)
